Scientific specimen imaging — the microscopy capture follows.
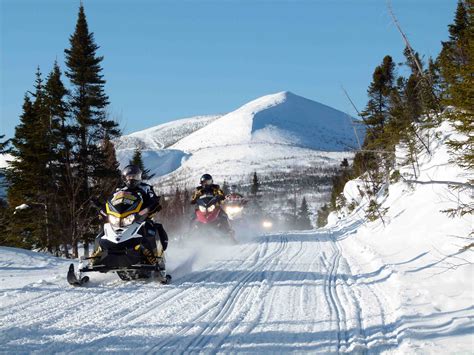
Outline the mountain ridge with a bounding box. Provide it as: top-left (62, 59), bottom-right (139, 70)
top-left (115, 91), bottom-right (359, 189)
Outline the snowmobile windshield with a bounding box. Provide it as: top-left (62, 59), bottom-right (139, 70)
top-left (197, 195), bottom-right (218, 209)
top-left (106, 191), bottom-right (143, 218)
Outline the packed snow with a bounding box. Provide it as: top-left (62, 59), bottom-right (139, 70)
top-left (0, 122), bottom-right (472, 353)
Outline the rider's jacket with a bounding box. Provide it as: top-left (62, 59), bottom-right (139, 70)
top-left (191, 184), bottom-right (225, 205)
top-left (116, 183), bottom-right (162, 214)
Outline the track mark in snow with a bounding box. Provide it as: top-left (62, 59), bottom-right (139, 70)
top-left (1, 231), bottom-right (407, 353)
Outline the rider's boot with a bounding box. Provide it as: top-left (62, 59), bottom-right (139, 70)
top-left (154, 247), bottom-right (168, 283)
top-left (135, 245), bottom-right (157, 265)
top-left (90, 246), bottom-right (103, 266)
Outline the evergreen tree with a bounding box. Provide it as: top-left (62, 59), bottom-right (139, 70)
top-left (439, 1), bottom-right (470, 91)
top-left (43, 62), bottom-right (73, 255)
top-left (316, 204), bottom-right (330, 228)
top-left (64, 4), bottom-right (121, 256)
top-left (361, 55), bottom-right (395, 132)
top-left (0, 135), bottom-right (9, 198)
top-left (297, 197), bottom-right (312, 230)
top-left (0, 136), bottom-right (11, 246)
top-left (251, 172), bottom-right (260, 196)
top-left (355, 56), bottom-right (396, 193)
top-left (96, 136), bottom-right (121, 199)
top-left (439, 0), bottom-right (473, 171)
top-left (7, 69), bottom-right (54, 250)
top-left (129, 147), bottom-right (154, 180)
top-left (182, 188), bottom-right (192, 217)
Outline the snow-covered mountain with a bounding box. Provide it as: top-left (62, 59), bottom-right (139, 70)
top-left (115, 115), bottom-right (222, 151)
top-left (116, 91), bottom-right (358, 191)
top-left (172, 91), bottom-right (356, 152)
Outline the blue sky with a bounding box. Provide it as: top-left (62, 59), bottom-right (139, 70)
top-left (1, 0), bottom-right (457, 139)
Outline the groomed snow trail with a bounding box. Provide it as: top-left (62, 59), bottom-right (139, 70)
top-left (0, 228), bottom-right (401, 353)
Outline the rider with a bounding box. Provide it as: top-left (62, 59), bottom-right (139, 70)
top-left (225, 185), bottom-right (245, 203)
top-left (93, 165), bottom-right (168, 269)
top-left (191, 173), bottom-right (234, 237)
top-left (120, 165), bottom-right (168, 263)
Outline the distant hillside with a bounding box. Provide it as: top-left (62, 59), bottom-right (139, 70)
top-left (115, 91), bottom-right (359, 215)
top-left (115, 92), bottom-right (359, 188)
top-left (115, 115), bottom-right (222, 151)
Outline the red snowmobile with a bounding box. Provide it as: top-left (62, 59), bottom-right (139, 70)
top-left (190, 194), bottom-right (236, 244)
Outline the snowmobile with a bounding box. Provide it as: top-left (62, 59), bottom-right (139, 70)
top-left (189, 194), bottom-right (237, 244)
top-left (222, 193), bottom-right (247, 221)
top-left (67, 190), bottom-right (171, 286)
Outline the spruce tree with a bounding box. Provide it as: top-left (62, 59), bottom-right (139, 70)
top-left (43, 62), bottom-right (73, 254)
top-left (0, 135), bottom-right (9, 198)
top-left (357, 55), bottom-right (396, 193)
top-left (129, 147), bottom-right (154, 180)
top-left (96, 136), bottom-right (121, 199)
top-left (0, 137), bottom-right (11, 247)
top-left (439, 0), bottom-right (473, 171)
top-left (297, 197), bottom-right (312, 230)
top-left (7, 69), bottom-right (54, 250)
top-left (316, 204), bottom-right (330, 228)
top-left (251, 172), bottom-right (260, 196)
top-left (64, 4), bottom-right (120, 256)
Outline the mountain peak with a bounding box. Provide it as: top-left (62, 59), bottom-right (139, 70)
top-left (172, 92), bottom-right (356, 152)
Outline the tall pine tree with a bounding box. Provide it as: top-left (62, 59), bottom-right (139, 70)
top-left (355, 55), bottom-right (396, 193)
top-left (7, 69), bottom-right (54, 250)
top-left (251, 172), bottom-right (260, 196)
top-left (439, 0), bottom-right (473, 171)
top-left (64, 4), bottom-right (121, 256)
top-left (297, 197), bottom-right (312, 230)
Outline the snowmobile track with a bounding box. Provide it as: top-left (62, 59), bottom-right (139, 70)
top-left (1, 232), bottom-right (403, 353)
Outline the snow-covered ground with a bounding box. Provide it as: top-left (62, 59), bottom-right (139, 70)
top-left (0, 122), bottom-right (472, 353)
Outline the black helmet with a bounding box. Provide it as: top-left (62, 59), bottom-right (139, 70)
top-left (122, 165), bottom-right (142, 188)
top-left (200, 173), bottom-right (213, 187)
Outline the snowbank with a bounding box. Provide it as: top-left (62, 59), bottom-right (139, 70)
top-left (329, 121), bottom-right (473, 353)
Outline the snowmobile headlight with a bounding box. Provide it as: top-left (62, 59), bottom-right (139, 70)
top-left (208, 205), bottom-right (216, 212)
top-left (122, 214), bottom-right (136, 226)
top-left (262, 220), bottom-right (273, 229)
top-left (108, 215), bottom-right (120, 227)
top-left (226, 206), bottom-right (242, 214)
top-left (198, 205), bottom-right (207, 212)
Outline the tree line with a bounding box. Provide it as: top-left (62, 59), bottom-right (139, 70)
top-left (156, 170), bottom-right (314, 236)
top-left (318, 0), bottom-right (473, 226)
top-left (0, 5), bottom-right (121, 257)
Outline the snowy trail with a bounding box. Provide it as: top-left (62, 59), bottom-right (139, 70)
top-left (0, 227), bottom-right (407, 353)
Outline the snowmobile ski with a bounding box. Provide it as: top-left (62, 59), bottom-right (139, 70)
top-left (67, 264), bottom-right (90, 286)
top-left (159, 274), bottom-right (172, 284)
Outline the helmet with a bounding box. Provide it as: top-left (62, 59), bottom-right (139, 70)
top-left (122, 165), bottom-right (142, 188)
top-left (200, 173), bottom-right (213, 187)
